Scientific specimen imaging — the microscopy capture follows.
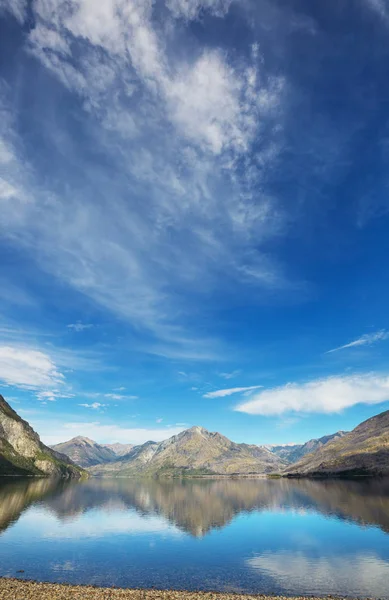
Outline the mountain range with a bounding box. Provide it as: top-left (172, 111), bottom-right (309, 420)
top-left (51, 438), bottom-right (135, 467)
top-left (1, 394), bottom-right (389, 479)
top-left (0, 395), bottom-right (85, 478)
top-left (267, 432), bottom-right (348, 464)
top-left (89, 426), bottom-right (286, 476)
top-left (54, 428), bottom-right (351, 476)
top-left (102, 443), bottom-right (134, 456)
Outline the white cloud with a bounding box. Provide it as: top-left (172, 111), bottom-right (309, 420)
top-left (166, 50), bottom-right (256, 154)
top-left (218, 370), bottom-right (241, 379)
top-left (166, 0), bottom-right (233, 20)
top-left (204, 384), bottom-right (263, 398)
top-left (104, 393), bottom-right (138, 400)
top-left (0, 0), bottom-right (287, 359)
top-left (0, 177), bottom-right (18, 199)
top-left (365, 0), bottom-right (389, 21)
top-left (37, 390), bottom-right (74, 403)
top-left (156, 417), bottom-right (163, 423)
top-left (0, 0), bottom-right (27, 23)
top-left (235, 372), bottom-right (389, 415)
top-left (67, 322), bottom-right (94, 332)
top-left (37, 421), bottom-right (186, 445)
top-left (326, 330), bottom-right (389, 353)
top-left (0, 345), bottom-right (65, 390)
top-left (79, 402), bottom-right (106, 410)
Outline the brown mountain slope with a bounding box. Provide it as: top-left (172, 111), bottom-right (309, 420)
top-left (0, 395), bottom-right (86, 478)
top-left (286, 409), bottom-right (389, 477)
top-left (51, 437), bottom-right (117, 467)
top-left (90, 426), bottom-right (286, 476)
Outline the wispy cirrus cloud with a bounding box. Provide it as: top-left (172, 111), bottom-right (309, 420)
top-left (79, 402), bottom-right (107, 410)
top-left (326, 330), bottom-right (389, 353)
top-left (235, 373), bottom-right (389, 415)
top-left (166, 0), bottom-right (233, 20)
top-left (67, 323), bottom-right (94, 332)
top-left (37, 390), bottom-right (75, 403)
top-left (364, 0), bottom-right (389, 22)
top-left (0, 341), bottom-right (102, 405)
top-left (204, 384), bottom-right (263, 398)
top-left (0, 0), bottom-right (27, 23)
top-left (104, 393), bottom-right (138, 401)
top-left (0, 345), bottom-right (65, 390)
top-left (218, 370), bottom-right (241, 380)
top-left (0, 0), bottom-right (288, 360)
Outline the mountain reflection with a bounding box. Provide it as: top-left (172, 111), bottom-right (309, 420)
top-left (1, 476), bottom-right (389, 537)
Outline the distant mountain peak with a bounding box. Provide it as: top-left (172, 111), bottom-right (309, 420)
top-left (71, 436), bottom-right (98, 445)
top-left (52, 436), bottom-right (117, 468)
top-left (187, 425), bottom-right (208, 435)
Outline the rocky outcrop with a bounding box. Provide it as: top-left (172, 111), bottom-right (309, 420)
top-left (0, 395), bottom-right (86, 478)
top-left (89, 425), bottom-right (287, 477)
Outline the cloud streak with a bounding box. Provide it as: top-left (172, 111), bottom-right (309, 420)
top-left (235, 373), bottom-right (389, 415)
top-left (204, 385), bottom-right (263, 398)
top-left (326, 330), bottom-right (389, 353)
top-left (67, 323), bottom-right (94, 332)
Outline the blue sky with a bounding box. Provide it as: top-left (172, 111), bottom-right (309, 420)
top-left (1, 0), bottom-right (389, 446)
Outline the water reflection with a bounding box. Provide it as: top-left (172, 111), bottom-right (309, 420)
top-left (248, 552), bottom-right (389, 598)
top-left (0, 477), bottom-right (389, 596)
top-left (1, 477), bottom-right (389, 537)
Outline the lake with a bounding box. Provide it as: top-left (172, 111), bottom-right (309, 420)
top-left (0, 477), bottom-right (389, 597)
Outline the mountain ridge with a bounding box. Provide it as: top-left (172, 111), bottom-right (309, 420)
top-left (286, 409), bottom-right (389, 477)
top-left (51, 437), bottom-right (118, 468)
top-left (102, 443), bottom-right (134, 456)
top-left (268, 431), bottom-right (348, 464)
top-left (89, 425), bottom-right (287, 477)
top-left (4, 394), bottom-right (388, 480)
top-left (0, 395), bottom-right (85, 478)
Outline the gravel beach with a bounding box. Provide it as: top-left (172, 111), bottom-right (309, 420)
top-left (0, 579), bottom-right (355, 600)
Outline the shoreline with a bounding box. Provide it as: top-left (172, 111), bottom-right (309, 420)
top-left (0, 578), bottom-right (362, 600)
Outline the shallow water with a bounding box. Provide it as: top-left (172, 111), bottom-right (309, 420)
top-left (0, 477), bottom-right (389, 597)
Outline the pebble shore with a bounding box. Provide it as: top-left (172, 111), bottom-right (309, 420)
top-left (0, 579), bottom-right (354, 600)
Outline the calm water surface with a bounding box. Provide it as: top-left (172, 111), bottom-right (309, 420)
top-left (1, 477), bottom-right (389, 597)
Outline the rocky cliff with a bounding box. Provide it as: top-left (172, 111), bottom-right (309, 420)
top-left (0, 395), bottom-right (86, 478)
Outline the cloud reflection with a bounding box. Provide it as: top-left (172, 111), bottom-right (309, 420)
top-left (247, 551), bottom-right (389, 598)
